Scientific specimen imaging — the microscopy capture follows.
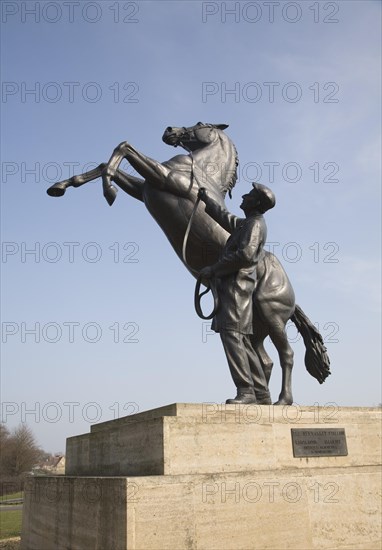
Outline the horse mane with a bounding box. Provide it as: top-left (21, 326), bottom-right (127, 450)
top-left (225, 138), bottom-right (239, 198)
top-left (209, 124), bottom-right (239, 198)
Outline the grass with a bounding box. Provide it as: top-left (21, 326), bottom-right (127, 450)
top-left (0, 510), bottom-right (22, 540)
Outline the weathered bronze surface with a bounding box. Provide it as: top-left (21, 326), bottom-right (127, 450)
top-left (47, 122), bottom-right (331, 404)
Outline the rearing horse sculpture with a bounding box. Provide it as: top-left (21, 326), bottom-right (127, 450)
top-left (47, 122), bottom-right (330, 404)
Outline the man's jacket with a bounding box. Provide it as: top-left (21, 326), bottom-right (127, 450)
top-left (204, 198), bottom-right (267, 334)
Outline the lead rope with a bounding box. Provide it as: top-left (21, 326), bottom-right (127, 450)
top-left (180, 146), bottom-right (219, 320)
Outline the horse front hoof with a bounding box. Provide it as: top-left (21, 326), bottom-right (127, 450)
top-left (273, 396), bottom-right (293, 406)
top-left (47, 183), bottom-right (66, 197)
top-left (104, 185), bottom-right (118, 206)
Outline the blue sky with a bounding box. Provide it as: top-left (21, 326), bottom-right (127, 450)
top-left (1, 0), bottom-right (381, 452)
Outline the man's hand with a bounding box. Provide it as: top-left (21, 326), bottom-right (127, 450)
top-left (198, 187), bottom-right (209, 203)
top-left (199, 265), bottom-right (214, 279)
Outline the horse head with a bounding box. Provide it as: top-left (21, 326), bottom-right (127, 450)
top-left (162, 122), bottom-right (239, 197)
top-left (162, 122), bottom-right (227, 150)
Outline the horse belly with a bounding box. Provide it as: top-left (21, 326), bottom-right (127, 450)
top-left (143, 186), bottom-right (226, 274)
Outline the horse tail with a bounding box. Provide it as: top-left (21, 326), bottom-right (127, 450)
top-left (291, 305), bottom-right (331, 384)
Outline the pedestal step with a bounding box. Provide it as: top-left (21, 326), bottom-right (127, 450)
top-left (21, 465), bottom-right (382, 549)
top-left (66, 403), bottom-right (381, 476)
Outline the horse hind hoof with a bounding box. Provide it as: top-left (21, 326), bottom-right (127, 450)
top-left (47, 183), bottom-right (67, 197)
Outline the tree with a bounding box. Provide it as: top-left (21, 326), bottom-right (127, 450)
top-left (0, 423), bottom-right (12, 477)
top-left (0, 424), bottom-right (46, 494)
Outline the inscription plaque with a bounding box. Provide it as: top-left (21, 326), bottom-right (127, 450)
top-left (291, 428), bottom-right (348, 457)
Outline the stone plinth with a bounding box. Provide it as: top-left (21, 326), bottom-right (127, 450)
top-left (21, 404), bottom-right (382, 550)
top-left (66, 403), bottom-right (381, 476)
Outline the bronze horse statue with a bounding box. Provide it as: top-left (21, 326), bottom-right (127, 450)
top-left (47, 122), bottom-right (330, 404)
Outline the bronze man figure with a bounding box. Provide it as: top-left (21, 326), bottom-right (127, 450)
top-left (47, 123), bottom-right (330, 404)
top-left (198, 183), bottom-right (276, 405)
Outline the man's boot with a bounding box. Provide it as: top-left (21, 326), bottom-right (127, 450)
top-left (255, 391), bottom-right (272, 405)
top-left (226, 388), bottom-right (257, 404)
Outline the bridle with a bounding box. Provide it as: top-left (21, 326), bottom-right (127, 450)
top-left (176, 126), bottom-right (219, 320)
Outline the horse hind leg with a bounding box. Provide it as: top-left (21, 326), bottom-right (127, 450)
top-left (250, 324), bottom-right (273, 384)
top-left (268, 321), bottom-right (294, 405)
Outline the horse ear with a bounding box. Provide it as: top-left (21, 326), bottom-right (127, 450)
top-left (214, 124), bottom-right (229, 130)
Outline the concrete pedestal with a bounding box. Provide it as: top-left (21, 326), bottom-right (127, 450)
top-left (21, 404), bottom-right (382, 549)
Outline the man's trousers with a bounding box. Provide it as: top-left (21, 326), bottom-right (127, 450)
top-left (220, 331), bottom-right (270, 401)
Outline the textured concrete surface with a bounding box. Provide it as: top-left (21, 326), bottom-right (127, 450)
top-left (66, 404), bottom-right (381, 476)
top-left (21, 405), bottom-right (382, 550)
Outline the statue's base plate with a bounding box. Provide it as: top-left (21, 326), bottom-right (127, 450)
top-left (21, 404), bottom-right (382, 550)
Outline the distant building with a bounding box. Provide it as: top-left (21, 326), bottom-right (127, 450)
top-left (32, 454), bottom-right (65, 475)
